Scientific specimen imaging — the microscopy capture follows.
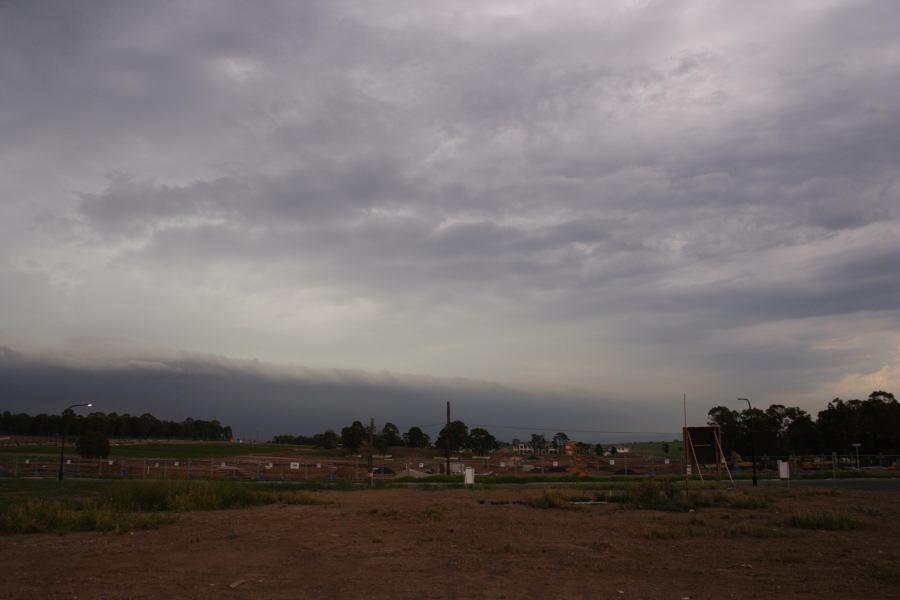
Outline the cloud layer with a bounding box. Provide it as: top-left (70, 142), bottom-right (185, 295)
top-left (1, 1), bottom-right (898, 429)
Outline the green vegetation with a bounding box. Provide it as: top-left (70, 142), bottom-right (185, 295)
top-left (0, 478), bottom-right (327, 535)
top-left (107, 442), bottom-right (298, 458)
top-left (785, 510), bottom-right (863, 531)
top-left (522, 490), bottom-right (571, 510)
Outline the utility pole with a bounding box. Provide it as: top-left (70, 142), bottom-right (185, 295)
top-left (445, 402), bottom-right (451, 476)
top-left (367, 417), bottom-right (374, 485)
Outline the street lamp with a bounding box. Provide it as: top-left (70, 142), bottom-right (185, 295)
top-left (851, 443), bottom-right (861, 471)
top-left (738, 398), bottom-right (758, 487)
top-left (58, 403), bottom-right (92, 481)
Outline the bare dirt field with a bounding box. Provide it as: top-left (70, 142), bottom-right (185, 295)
top-left (3, 486), bottom-right (899, 600)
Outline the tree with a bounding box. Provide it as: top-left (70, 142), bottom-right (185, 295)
top-left (435, 420), bottom-right (469, 452)
top-left (609, 446), bottom-right (618, 457)
top-left (403, 426), bottom-right (431, 448)
top-left (468, 428), bottom-right (499, 455)
top-left (594, 443), bottom-right (604, 457)
top-left (552, 432), bottom-right (569, 451)
top-left (380, 422), bottom-right (403, 448)
top-left (341, 421), bottom-right (367, 452)
top-left (312, 430), bottom-right (340, 449)
top-left (76, 431), bottom-right (110, 459)
top-left (661, 442), bottom-right (670, 456)
top-left (530, 434), bottom-right (547, 453)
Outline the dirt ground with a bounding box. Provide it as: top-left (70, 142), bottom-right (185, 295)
top-left (3, 486), bottom-right (899, 600)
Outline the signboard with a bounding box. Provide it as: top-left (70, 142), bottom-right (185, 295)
top-left (418, 462), bottom-right (424, 468)
top-left (609, 459), bottom-right (615, 465)
top-left (265, 462), bottom-right (273, 469)
top-left (464, 466), bottom-right (475, 486)
top-left (664, 458), bottom-right (670, 465)
top-left (552, 461), bottom-right (558, 467)
top-left (289, 462), bottom-right (300, 470)
top-left (684, 427), bottom-right (721, 465)
top-left (777, 460), bottom-right (790, 479)
top-left (174, 461), bottom-right (180, 467)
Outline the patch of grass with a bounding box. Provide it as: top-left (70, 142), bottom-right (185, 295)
top-left (523, 490), bottom-right (571, 510)
top-left (0, 499), bottom-right (173, 534)
top-left (785, 511), bottom-right (863, 531)
top-left (0, 479), bottom-right (327, 535)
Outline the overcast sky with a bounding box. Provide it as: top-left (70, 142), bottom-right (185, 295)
top-left (1, 1), bottom-right (898, 438)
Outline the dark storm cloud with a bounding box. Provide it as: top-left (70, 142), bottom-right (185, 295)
top-left (0, 347), bottom-right (677, 442)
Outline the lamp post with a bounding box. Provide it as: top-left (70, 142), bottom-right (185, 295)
top-left (851, 443), bottom-right (861, 471)
top-left (738, 398), bottom-right (757, 487)
top-left (58, 403), bottom-right (92, 481)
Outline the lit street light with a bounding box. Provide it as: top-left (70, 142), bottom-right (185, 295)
top-left (738, 398), bottom-right (757, 487)
top-left (58, 403), bottom-right (92, 481)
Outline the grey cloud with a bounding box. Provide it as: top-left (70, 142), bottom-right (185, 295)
top-left (2, 1), bottom-right (899, 415)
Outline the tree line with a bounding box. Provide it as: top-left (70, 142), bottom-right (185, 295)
top-left (707, 390), bottom-right (899, 456)
top-left (273, 419), bottom-right (504, 455)
top-left (0, 410), bottom-right (233, 441)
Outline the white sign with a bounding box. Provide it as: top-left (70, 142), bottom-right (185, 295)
top-left (315, 463), bottom-right (321, 469)
top-left (265, 462), bottom-right (273, 469)
top-left (108, 460), bottom-right (113, 465)
top-left (464, 466), bottom-right (475, 486)
top-left (155, 462), bottom-right (160, 468)
top-left (500, 462), bottom-right (506, 467)
top-left (66, 459), bottom-right (71, 465)
top-left (777, 460), bottom-right (791, 479)
top-left (664, 458), bottom-right (670, 465)
top-left (290, 462), bottom-right (300, 470)
top-left (552, 461), bottom-right (558, 467)
top-left (174, 461), bottom-right (180, 467)
top-left (25, 459), bottom-right (30, 464)
top-left (418, 462), bottom-right (424, 468)
top-left (609, 459), bottom-right (615, 465)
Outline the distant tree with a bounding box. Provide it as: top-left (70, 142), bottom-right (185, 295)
top-left (312, 430), bottom-right (340, 449)
top-left (271, 434), bottom-right (297, 444)
top-left (403, 426), bottom-right (431, 448)
top-left (341, 421), bottom-right (367, 452)
top-left (575, 442), bottom-right (591, 454)
top-left (530, 434), bottom-right (547, 452)
top-left (593, 443), bottom-right (604, 457)
top-left (552, 432), bottom-right (569, 451)
top-left (468, 428), bottom-right (499, 455)
top-left (76, 431), bottom-right (110, 459)
top-left (435, 420), bottom-right (469, 452)
top-left (380, 422), bottom-right (403, 448)
top-left (661, 442), bottom-right (670, 456)
top-left (609, 446), bottom-right (618, 457)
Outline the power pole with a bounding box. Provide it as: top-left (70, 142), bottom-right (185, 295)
top-left (367, 417), bottom-right (374, 485)
top-left (445, 401), bottom-right (451, 476)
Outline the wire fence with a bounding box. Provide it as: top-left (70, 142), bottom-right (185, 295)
top-left (1, 451), bottom-right (897, 482)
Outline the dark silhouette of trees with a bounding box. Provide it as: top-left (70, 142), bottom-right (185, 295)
top-left (403, 426), bottom-right (431, 448)
top-left (0, 411), bottom-right (232, 441)
top-left (469, 428), bottom-right (499, 454)
top-left (435, 420), bottom-right (469, 452)
top-left (707, 390), bottom-right (898, 455)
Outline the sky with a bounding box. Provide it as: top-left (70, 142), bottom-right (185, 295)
top-left (1, 1), bottom-right (899, 440)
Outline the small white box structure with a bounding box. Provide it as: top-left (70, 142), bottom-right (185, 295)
top-left (25, 459), bottom-right (30, 464)
top-left (265, 462), bottom-right (273, 470)
top-left (418, 462), bottom-right (424, 468)
top-left (664, 458), bottom-right (670, 465)
top-left (154, 463), bottom-right (159, 468)
top-left (777, 460), bottom-right (791, 479)
top-left (108, 460), bottom-right (113, 465)
top-left (220, 462), bottom-right (226, 468)
top-left (552, 461), bottom-right (558, 467)
top-left (174, 461), bottom-right (180, 467)
top-left (499, 462), bottom-right (506, 468)
top-left (66, 459), bottom-right (71, 465)
top-left (289, 462), bottom-right (300, 470)
top-left (686, 464), bottom-right (692, 475)
top-left (464, 466), bottom-right (475, 486)
top-left (609, 459), bottom-right (615, 466)
top-left (315, 463), bottom-right (321, 469)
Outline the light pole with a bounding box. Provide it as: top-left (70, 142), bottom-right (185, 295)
top-left (851, 443), bottom-right (861, 471)
top-left (738, 398), bottom-right (757, 487)
top-left (58, 403), bottom-right (92, 481)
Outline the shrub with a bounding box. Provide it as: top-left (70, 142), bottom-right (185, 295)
top-left (786, 511), bottom-right (863, 531)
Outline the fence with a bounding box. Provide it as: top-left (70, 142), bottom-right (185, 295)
top-left (0, 451), bottom-right (897, 482)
